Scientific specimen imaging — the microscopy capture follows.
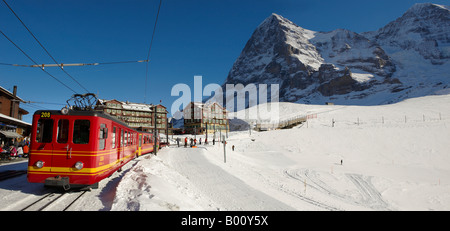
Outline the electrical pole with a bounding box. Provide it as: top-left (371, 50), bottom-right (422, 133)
top-left (154, 105), bottom-right (158, 155)
top-left (166, 114), bottom-right (169, 146)
top-left (223, 135), bottom-right (226, 163)
top-left (226, 120), bottom-right (228, 139)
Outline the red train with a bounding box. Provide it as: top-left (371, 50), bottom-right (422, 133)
top-left (27, 108), bottom-right (159, 190)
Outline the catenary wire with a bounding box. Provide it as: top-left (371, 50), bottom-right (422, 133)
top-left (144, 0), bottom-right (163, 103)
top-left (0, 29), bottom-right (78, 94)
top-left (0, 60), bottom-right (149, 68)
top-left (2, 0), bottom-right (90, 93)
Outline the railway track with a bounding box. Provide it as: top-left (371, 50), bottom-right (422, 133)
top-left (20, 190), bottom-right (88, 211)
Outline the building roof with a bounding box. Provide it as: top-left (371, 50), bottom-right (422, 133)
top-left (98, 99), bottom-right (154, 112)
top-left (0, 113), bottom-right (32, 127)
top-left (0, 85), bottom-right (25, 103)
top-left (0, 130), bottom-right (23, 138)
top-left (183, 102), bottom-right (227, 112)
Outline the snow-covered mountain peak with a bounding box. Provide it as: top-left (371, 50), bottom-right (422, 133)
top-left (401, 2), bottom-right (450, 28)
top-left (363, 2), bottom-right (450, 65)
top-left (258, 13), bottom-right (316, 40)
top-left (261, 13), bottom-right (296, 27)
top-left (407, 3), bottom-right (449, 14)
top-left (226, 13), bottom-right (323, 86)
top-left (221, 4), bottom-right (450, 106)
top-left (366, 3), bottom-right (450, 41)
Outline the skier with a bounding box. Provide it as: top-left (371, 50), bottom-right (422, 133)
top-left (176, 137), bottom-right (180, 147)
top-left (341, 159), bottom-right (343, 165)
top-left (184, 137), bottom-right (188, 148)
top-left (232, 145), bottom-right (235, 151)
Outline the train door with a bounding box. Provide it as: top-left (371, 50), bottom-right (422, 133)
top-left (51, 118), bottom-right (71, 172)
top-left (119, 129), bottom-right (124, 164)
top-left (33, 117), bottom-right (55, 170)
top-left (52, 119), bottom-right (91, 173)
top-left (138, 134), bottom-right (142, 156)
top-left (112, 126), bottom-right (117, 160)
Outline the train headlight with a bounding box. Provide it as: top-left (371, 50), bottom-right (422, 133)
top-left (61, 107), bottom-right (69, 115)
top-left (74, 161), bottom-right (84, 170)
top-left (35, 161), bottom-right (44, 169)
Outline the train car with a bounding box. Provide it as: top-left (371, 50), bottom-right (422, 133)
top-left (27, 109), bottom-right (158, 190)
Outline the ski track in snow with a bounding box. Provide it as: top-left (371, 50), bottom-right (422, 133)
top-left (284, 168), bottom-right (392, 210)
top-left (346, 174), bottom-right (391, 210)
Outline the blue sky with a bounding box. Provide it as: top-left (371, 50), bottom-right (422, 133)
top-left (1, 0), bottom-right (448, 123)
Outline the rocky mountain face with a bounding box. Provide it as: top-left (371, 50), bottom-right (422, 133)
top-left (363, 3), bottom-right (450, 64)
top-left (222, 3), bottom-right (450, 106)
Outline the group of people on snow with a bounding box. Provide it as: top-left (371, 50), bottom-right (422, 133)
top-left (174, 136), bottom-right (235, 151)
top-left (0, 138), bottom-right (30, 161)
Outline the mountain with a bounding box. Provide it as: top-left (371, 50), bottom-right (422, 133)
top-left (363, 3), bottom-right (450, 64)
top-left (221, 3), bottom-right (450, 106)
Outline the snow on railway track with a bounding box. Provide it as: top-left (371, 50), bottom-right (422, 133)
top-left (17, 190), bottom-right (88, 211)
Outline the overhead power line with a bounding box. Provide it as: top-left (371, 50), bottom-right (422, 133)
top-left (25, 101), bottom-right (66, 106)
top-left (0, 60), bottom-right (149, 68)
top-left (2, 0), bottom-right (90, 93)
top-left (0, 29), bottom-right (78, 94)
top-left (144, 0), bottom-right (163, 103)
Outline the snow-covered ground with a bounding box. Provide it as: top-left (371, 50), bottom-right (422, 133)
top-left (111, 94), bottom-right (450, 211)
top-left (1, 94), bottom-right (449, 211)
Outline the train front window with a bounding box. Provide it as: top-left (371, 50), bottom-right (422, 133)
top-left (36, 119), bottom-right (53, 143)
top-left (73, 120), bottom-right (90, 144)
top-left (57, 119), bottom-right (69, 143)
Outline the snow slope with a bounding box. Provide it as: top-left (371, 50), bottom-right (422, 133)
top-left (110, 94), bottom-right (450, 211)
